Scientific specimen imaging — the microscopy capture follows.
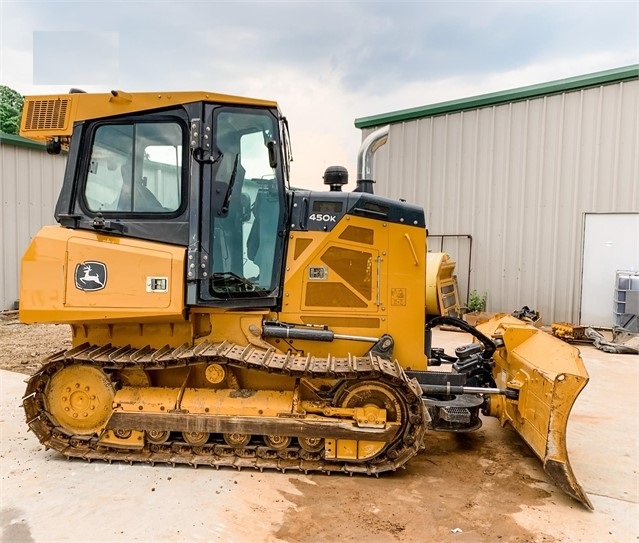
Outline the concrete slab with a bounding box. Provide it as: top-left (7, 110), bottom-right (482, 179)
top-left (1, 368), bottom-right (298, 542)
top-left (1, 329), bottom-right (637, 542)
top-left (512, 341), bottom-right (639, 541)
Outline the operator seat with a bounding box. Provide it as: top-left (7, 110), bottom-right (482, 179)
top-left (118, 160), bottom-right (165, 212)
top-left (246, 181), bottom-right (279, 288)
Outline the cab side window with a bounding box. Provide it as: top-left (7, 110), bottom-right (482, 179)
top-left (84, 122), bottom-right (183, 213)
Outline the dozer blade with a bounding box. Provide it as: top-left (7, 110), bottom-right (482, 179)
top-left (477, 316), bottom-right (593, 509)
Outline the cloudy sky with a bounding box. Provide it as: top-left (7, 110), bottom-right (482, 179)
top-left (1, 1), bottom-right (637, 189)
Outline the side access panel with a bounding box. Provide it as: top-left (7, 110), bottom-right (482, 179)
top-left (20, 226), bottom-right (186, 323)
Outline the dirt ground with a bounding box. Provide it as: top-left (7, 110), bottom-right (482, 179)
top-left (1, 311), bottom-right (637, 542)
top-left (0, 312), bottom-right (71, 375)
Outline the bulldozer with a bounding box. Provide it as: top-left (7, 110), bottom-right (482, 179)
top-left (18, 89), bottom-right (591, 508)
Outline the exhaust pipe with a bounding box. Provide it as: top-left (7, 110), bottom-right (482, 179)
top-left (355, 125), bottom-right (389, 194)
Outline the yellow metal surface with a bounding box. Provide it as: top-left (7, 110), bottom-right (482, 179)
top-left (358, 440), bottom-right (386, 459)
top-left (278, 216), bottom-right (427, 369)
top-left (20, 226), bottom-right (186, 325)
top-left (66, 310), bottom-right (273, 364)
top-left (324, 438), bottom-right (386, 461)
top-left (354, 406), bottom-right (387, 428)
top-left (477, 315), bottom-right (593, 508)
top-left (202, 310), bottom-right (271, 347)
top-left (99, 429), bottom-right (145, 449)
top-left (46, 365), bottom-right (115, 435)
top-left (20, 90), bottom-right (278, 142)
top-left (71, 321), bottom-right (193, 350)
top-left (114, 386), bottom-right (295, 417)
top-left (229, 367), bottom-right (297, 392)
top-left (205, 364), bottom-right (226, 384)
top-left (300, 401), bottom-right (387, 428)
top-left (551, 322), bottom-right (588, 341)
top-left (425, 252), bottom-right (461, 317)
top-left (336, 439), bottom-right (357, 459)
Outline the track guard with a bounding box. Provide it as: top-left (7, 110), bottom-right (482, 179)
top-left (478, 316), bottom-right (593, 509)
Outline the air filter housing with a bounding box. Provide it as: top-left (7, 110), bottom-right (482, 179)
top-left (323, 165), bottom-right (348, 192)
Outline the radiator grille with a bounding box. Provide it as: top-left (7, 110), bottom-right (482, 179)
top-left (23, 99), bottom-right (70, 130)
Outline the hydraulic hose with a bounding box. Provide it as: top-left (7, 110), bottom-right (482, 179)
top-left (425, 316), bottom-right (497, 360)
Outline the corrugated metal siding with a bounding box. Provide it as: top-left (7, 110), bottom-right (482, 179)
top-left (368, 79), bottom-right (639, 323)
top-left (0, 142), bottom-right (66, 309)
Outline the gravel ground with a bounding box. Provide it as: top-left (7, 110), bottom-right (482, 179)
top-left (0, 312), bottom-right (71, 375)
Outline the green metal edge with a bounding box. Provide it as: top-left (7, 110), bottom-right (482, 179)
top-left (355, 65), bottom-right (639, 129)
top-left (0, 131), bottom-right (47, 151)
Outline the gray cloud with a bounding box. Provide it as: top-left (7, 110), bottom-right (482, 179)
top-left (7, 1), bottom-right (637, 95)
top-left (3, 0), bottom-right (637, 187)
top-left (32, 31), bottom-right (119, 85)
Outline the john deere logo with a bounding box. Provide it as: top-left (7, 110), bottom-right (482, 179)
top-left (74, 261), bottom-right (107, 291)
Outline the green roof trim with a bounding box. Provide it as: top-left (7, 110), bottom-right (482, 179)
top-left (0, 131), bottom-right (47, 151)
top-left (355, 65), bottom-right (639, 129)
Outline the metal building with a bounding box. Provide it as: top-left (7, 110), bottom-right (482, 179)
top-left (355, 65), bottom-right (639, 326)
top-left (0, 133), bottom-right (66, 310)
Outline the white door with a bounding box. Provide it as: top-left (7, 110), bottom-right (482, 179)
top-left (580, 213), bottom-right (639, 327)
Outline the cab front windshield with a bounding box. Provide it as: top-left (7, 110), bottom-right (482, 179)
top-left (209, 108), bottom-right (283, 298)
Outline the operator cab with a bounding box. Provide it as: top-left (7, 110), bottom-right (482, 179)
top-left (54, 99), bottom-right (289, 309)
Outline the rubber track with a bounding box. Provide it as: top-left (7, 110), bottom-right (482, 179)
top-left (22, 341), bottom-right (427, 475)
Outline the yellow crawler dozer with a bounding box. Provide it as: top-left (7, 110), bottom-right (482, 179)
top-left (18, 89), bottom-right (590, 508)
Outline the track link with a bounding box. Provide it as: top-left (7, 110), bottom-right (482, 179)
top-left (23, 341), bottom-right (427, 475)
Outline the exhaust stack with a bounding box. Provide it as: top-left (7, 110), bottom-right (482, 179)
top-left (355, 125), bottom-right (389, 194)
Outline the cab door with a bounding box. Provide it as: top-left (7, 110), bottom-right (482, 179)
top-left (189, 104), bottom-right (288, 308)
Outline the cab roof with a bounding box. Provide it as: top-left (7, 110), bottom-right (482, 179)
top-left (20, 90), bottom-right (279, 142)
